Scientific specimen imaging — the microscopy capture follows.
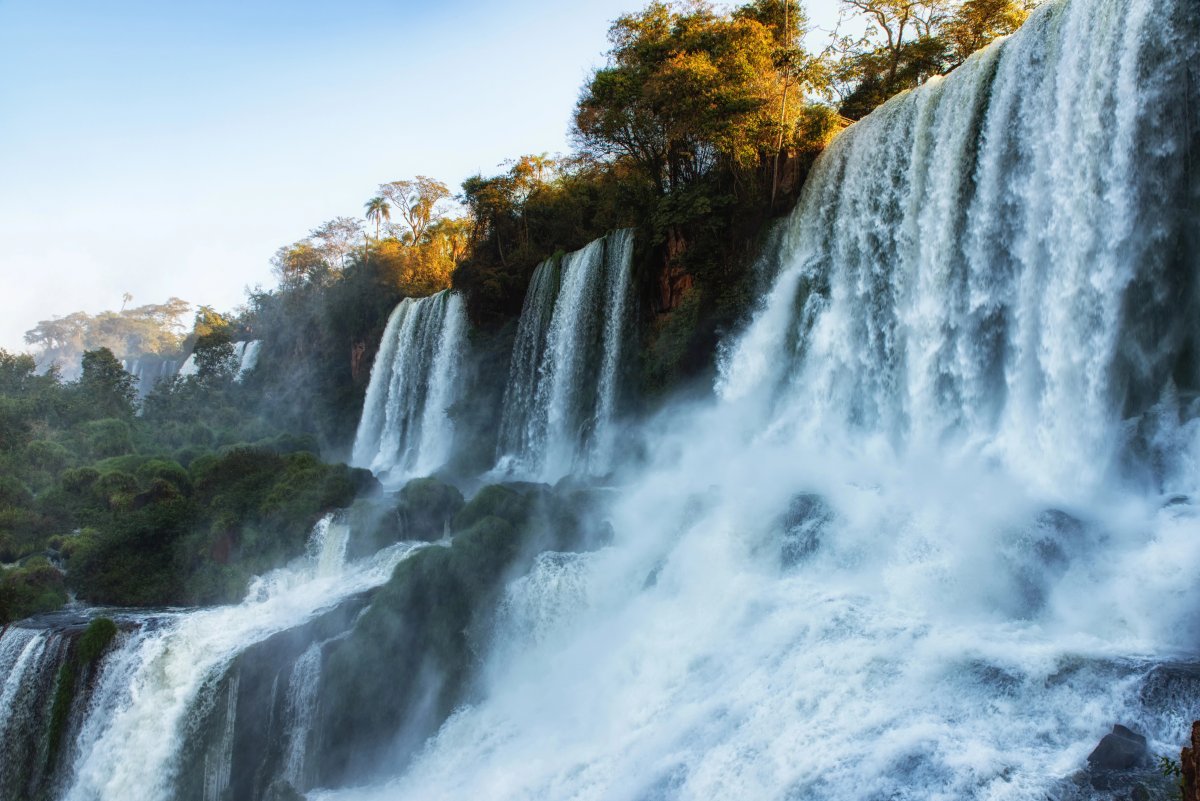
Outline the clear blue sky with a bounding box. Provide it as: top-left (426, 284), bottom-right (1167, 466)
top-left (0, 0), bottom-right (841, 352)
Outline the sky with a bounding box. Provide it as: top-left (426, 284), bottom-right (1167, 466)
top-left (0, 0), bottom-right (842, 353)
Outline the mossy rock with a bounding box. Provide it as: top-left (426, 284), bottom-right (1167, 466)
top-left (452, 484), bottom-right (531, 532)
top-left (398, 477), bottom-right (464, 540)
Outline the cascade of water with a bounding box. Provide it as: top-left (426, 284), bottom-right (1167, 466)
top-left (717, 0), bottom-right (1198, 491)
top-left (178, 353), bottom-right (198, 377)
top-left (57, 519), bottom-right (424, 801)
top-left (281, 643), bottom-right (323, 787)
top-left (0, 626), bottom-right (73, 799)
top-left (237, 340), bottom-right (262, 379)
top-left (313, 0), bottom-right (1200, 799)
top-left (351, 290), bottom-right (468, 482)
top-left (496, 228), bottom-right (637, 481)
top-left (174, 341), bottom-right (261, 383)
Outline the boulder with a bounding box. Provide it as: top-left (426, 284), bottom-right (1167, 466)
top-left (1087, 724), bottom-right (1151, 771)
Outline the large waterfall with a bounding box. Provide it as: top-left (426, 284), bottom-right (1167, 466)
top-left (311, 0), bottom-right (1199, 798)
top-left (351, 290), bottom-right (467, 481)
top-left (3, 0), bottom-right (1199, 798)
top-left (496, 228), bottom-right (636, 481)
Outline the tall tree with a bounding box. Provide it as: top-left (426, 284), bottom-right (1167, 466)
top-left (364, 196), bottom-right (391, 241)
top-left (309, 217), bottom-right (363, 270)
top-left (941, 0), bottom-right (1032, 66)
top-left (379, 177), bottom-right (452, 246)
top-left (76, 348), bottom-right (136, 419)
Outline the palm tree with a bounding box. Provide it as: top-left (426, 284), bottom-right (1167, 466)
top-left (364, 196), bottom-right (391, 241)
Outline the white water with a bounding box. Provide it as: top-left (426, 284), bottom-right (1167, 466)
top-left (175, 340), bottom-right (260, 382)
top-left (282, 643), bottom-right (323, 788)
top-left (0, 627), bottom-right (53, 741)
top-left (59, 516), bottom-right (423, 801)
top-left (352, 290), bottom-right (468, 482)
top-left (317, 0), bottom-right (1200, 798)
top-left (123, 357), bottom-right (178, 397)
top-left (496, 228), bottom-right (636, 481)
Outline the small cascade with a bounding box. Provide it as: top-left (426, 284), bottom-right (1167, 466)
top-left (46, 518), bottom-right (422, 801)
top-left (237, 340), bottom-right (262, 379)
top-left (175, 340), bottom-right (261, 382)
top-left (281, 643), bottom-right (322, 787)
top-left (177, 353), bottom-right (198, 377)
top-left (495, 228), bottom-right (636, 481)
top-left (352, 290), bottom-right (468, 482)
top-left (123, 356), bottom-right (179, 398)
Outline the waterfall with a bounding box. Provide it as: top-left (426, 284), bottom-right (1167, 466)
top-left (717, 0), bottom-right (1199, 492)
top-left (351, 290), bottom-right (468, 482)
top-left (124, 356), bottom-right (179, 398)
top-left (311, 0), bottom-right (1200, 799)
top-left (0, 518), bottom-right (425, 801)
top-left (175, 340), bottom-right (260, 382)
top-left (233, 340), bottom-right (262, 381)
top-left (178, 353), bottom-right (198, 377)
top-left (496, 228), bottom-right (636, 481)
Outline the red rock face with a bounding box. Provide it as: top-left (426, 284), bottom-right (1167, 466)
top-left (1183, 721), bottom-right (1200, 801)
top-left (657, 226), bottom-right (694, 313)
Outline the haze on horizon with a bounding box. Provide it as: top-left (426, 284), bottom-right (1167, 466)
top-left (0, 0), bottom-right (841, 355)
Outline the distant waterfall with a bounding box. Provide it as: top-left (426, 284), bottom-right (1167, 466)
top-left (496, 228), bottom-right (636, 481)
top-left (175, 340), bottom-right (260, 382)
top-left (352, 290), bottom-right (467, 481)
top-left (123, 357), bottom-right (178, 398)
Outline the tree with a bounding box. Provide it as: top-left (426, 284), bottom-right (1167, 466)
top-left (379, 177), bottom-right (452, 246)
top-left (76, 348), bottom-right (136, 419)
top-left (828, 0), bottom-right (1032, 118)
top-left (272, 241), bottom-right (329, 289)
top-left (309, 217), bottom-right (363, 270)
top-left (364, 196), bottom-right (391, 241)
top-left (942, 0), bottom-right (1032, 66)
top-left (733, 0), bottom-right (815, 201)
top-left (573, 2), bottom-right (823, 195)
top-left (23, 298), bottom-right (191, 376)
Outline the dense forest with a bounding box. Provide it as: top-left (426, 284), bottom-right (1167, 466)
top-left (2, 0), bottom-right (1030, 621)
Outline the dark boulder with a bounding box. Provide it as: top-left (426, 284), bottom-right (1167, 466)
top-left (1087, 724), bottom-right (1151, 771)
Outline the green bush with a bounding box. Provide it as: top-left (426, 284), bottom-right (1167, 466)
top-left (0, 558), bottom-right (68, 624)
top-left (80, 418), bottom-right (134, 459)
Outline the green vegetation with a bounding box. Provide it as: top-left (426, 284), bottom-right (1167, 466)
top-left (0, 343), bottom-right (377, 620)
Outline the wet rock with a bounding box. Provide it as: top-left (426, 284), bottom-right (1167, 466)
top-left (1088, 724), bottom-right (1151, 771)
top-left (1181, 720), bottom-right (1200, 801)
top-left (777, 493), bottom-right (833, 568)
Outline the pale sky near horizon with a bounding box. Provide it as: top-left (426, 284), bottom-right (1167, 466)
top-left (0, 0), bottom-right (842, 353)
